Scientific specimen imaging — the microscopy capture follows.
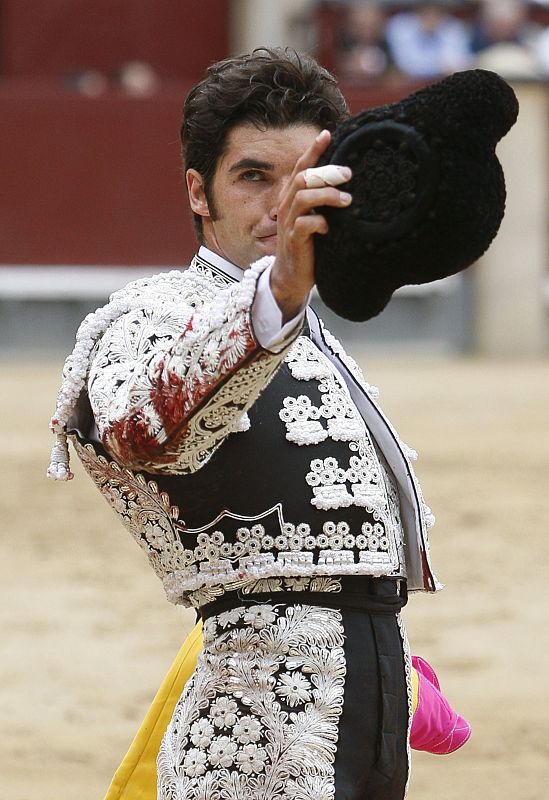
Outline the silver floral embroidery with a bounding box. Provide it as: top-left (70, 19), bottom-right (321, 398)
top-left (316, 319), bottom-right (437, 543)
top-left (52, 253), bottom-right (437, 591)
top-left (87, 255), bottom-right (287, 474)
top-left (378, 451), bottom-right (407, 575)
top-left (240, 576), bottom-right (342, 595)
top-left (281, 338), bottom-right (366, 448)
top-left (157, 603), bottom-right (346, 800)
top-left (74, 440), bottom-right (403, 608)
top-left (315, 319), bottom-right (380, 402)
top-left (397, 612), bottom-right (413, 799)
top-left (281, 337), bottom-right (394, 515)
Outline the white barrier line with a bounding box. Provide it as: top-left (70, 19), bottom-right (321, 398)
top-left (0, 265), bottom-right (475, 301)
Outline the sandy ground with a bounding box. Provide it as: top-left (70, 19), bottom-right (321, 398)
top-left (2, 356), bottom-right (548, 800)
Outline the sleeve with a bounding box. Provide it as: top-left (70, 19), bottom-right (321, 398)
top-left (87, 259), bottom-right (298, 474)
top-left (251, 264), bottom-right (307, 353)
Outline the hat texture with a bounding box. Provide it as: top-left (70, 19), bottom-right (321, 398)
top-left (314, 69), bottom-right (519, 321)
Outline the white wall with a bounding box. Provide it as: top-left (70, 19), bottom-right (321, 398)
top-left (474, 81), bottom-right (549, 356)
top-left (230, 0), bottom-right (315, 54)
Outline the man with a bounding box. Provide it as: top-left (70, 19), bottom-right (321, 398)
top-left (50, 48), bottom-right (442, 800)
top-left (385, 1), bottom-right (471, 80)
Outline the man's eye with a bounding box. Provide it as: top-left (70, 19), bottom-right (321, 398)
top-left (241, 170), bottom-right (263, 182)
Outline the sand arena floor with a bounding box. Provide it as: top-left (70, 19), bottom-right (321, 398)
top-left (1, 356), bottom-right (548, 800)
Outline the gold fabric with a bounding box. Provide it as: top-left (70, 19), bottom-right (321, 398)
top-left (103, 622), bottom-right (202, 800)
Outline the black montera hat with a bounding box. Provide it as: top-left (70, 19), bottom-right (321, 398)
top-left (314, 69), bottom-right (519, 321)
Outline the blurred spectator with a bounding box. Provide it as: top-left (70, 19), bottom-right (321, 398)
top-left (471, 1), bottom-right (542, 78)
top-left (470, 0), bottom-right (539, 54)
top-left (115, 61), bottom-right (159, 96)
top-left (337, 2), bottom-right (394, 81)
top-left (65, 69), bottom-right (109, 97)
top-left (63, 61), bottom-right (159, 97)
top-left (385, 1), bottom-right (472, 79)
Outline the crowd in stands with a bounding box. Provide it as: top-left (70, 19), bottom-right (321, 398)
top-left (334, 0), bottom-right (549, 82)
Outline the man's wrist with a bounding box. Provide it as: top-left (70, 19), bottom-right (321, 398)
top-left (269, 267), bottom-right (312, 324)
top-left (252, 265), bottom-right (307, 351)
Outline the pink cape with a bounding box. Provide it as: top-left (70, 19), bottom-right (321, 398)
top-left (410, 656), bottom-right (472, 755)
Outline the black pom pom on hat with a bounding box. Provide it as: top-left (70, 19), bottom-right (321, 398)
top-left (313, 69), bottom-right (519, 322)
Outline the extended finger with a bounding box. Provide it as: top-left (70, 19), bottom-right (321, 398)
top-left (278, 130), bottom-right (346, 219)
top-left (303, 165), bottom-right (352, 189)
top-left (288, 129), bottom-right (332, 184)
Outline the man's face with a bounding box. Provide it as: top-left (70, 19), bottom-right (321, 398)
top-left (419, 6), bottom-right (446, 32)
top-left (186, 122), bottom-right (321, 268)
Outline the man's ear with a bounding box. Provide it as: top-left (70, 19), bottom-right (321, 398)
top-left (186, 169), bottom-right (211, 218)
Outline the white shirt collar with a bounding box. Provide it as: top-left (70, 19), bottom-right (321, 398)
top-left (196, 245), bottom-right (244, 282)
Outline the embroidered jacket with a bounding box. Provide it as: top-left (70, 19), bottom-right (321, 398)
top-left (68, 249), bottom-right (438, 607)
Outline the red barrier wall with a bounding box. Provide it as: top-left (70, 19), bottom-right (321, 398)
top-left (1, 0), bottom-right (228, 82)
top-left (1, 80), bottom-right (198, 265)
top-left (0, 1), bottom-right (230, 266)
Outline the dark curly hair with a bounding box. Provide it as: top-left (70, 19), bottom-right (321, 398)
top-left (181, 47), bottom-right (349, 240)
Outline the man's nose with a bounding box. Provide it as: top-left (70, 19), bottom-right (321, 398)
top-left (269, 189), bottom-right (281, 221)
top-left (270, 176), bottom-right (291, 220)
top-left (268, 200), bottom-right (278, 221)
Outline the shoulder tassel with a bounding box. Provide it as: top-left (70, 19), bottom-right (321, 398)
top-left (47, 432), bottom-right (74, 481)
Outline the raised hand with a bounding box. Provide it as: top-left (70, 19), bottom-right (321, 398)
top-left (270, 129), bottom-right (352, 323)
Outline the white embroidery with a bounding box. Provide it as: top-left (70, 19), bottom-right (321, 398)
top-left (318, 322), bottom-right (380, 401)
top-left (397, 613), bottom-right (413, 799)
top-left (377, 450), bottom-right (407, 574)
top-left (84, 256), bottom-right (288, 474)
top-left (279, 396), bottom-right (327, 446)
top-left (157, 603), bottom-right (346, 800)
top-left (281, 338), bottom-right (400, 531)
top-left (48, 256), bottom-right (260, 479)
top-left (318, 320), bottom-right (437, 542)
top-left (48, 256), bottom-right (282, 480)
top-left (281, 338), bottom-right (365, 447)
top-left (281, 321), bottom-right (441, 588)
top-left (237, 576), bottom-right (342, 596)
top-left (74, 441), bottom-right (404, 607)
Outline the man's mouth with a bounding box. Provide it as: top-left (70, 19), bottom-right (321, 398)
top-left (257, 233), bottom-right (278, 250)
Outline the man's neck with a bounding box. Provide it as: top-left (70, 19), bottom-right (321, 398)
top-left (197, 245), bottom-right (244, 282)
